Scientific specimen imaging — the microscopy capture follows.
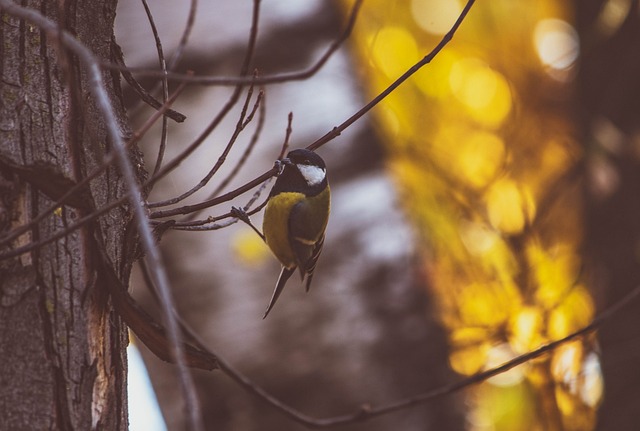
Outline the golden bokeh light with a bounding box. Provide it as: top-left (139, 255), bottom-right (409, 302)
top-left (458, 282), bottom-right (513, 327)
top-left (449, 326), bottom-right (492, 375)
top-left (449, 340), bottom-right (490, 376)
top-left (415, 49), bottom-right (458, 99)
top-left (459, 221), bottom-right (501, 256)
top-left (411, 0), bottom-right (463, 35)
top-left (340, 0), bottom-right (598, 428)
top-left (457, 131), bottom-right (506, 188)
top-left (548, 286), bottom-right (594, 339)
top-left (370, 26), bottom-right (419, 78)
top-left (485, 179), bottom-right (536, 234)
top-left (527, 240), bottom-right (581, 309)
top-left (509, 306), bottom-right (546, 353)
top-left (449, 58), bottom-right (512, 127)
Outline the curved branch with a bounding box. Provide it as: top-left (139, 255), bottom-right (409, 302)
top-left (308, 0), bottom-right (476, 151)
top-left (142, 0), bottom-right (263, 196)
top-left (140, 0), bottom-right (171, 176)
top-left (99, 0), bottom-right (364, 87)
top-left (148, 0), bottom-right (475, 220)
top-left (136, 276), bottom-right (640, 428)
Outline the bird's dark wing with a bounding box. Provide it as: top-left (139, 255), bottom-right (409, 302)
top-left (303, 234), bottom-right (324, 292)
top-left (289, 199), bottom-right (327, 290)
top-left (263, 266), bottom-right (296, 319)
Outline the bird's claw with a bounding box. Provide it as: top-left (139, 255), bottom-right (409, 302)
top-left (274, 157), bottom-right (291, 175)
top-left (230, 206), bottom-right (250, 224)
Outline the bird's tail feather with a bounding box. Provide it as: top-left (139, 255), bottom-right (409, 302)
top-left (304, 273), bottom-right (314, 292)
top-left (263, 266), bottom-right (296, 319)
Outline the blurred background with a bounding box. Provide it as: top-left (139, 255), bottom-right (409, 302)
top-left (116, 1), bottom-right (640, 430)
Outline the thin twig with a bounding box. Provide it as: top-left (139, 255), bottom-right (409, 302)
top-left (308, 0), bottom-right (476, 151)
top-left (140, 0), bottom-right (171, 177)
top-left (99, 0), bottom-right (364, 87)
top-left (134, 260), bottom-right (640, 428)
top-left (125, 0), bottom-right (198, 118)
top-left (280, 112), bottom-right (294, 159)
top-left (148, 0), bottom-right (474, 220)
top-left (168, 0), bottom-right (198, 70)
top-left (167, 112), bottom-right (289, 231)
top-left (182, 89), bottom-right (267, 222)
top-left (148, 77), bottom-right (262, 208)
top-left (112, 41), bottom-right (186, 123)
top-left (149, 109), bottom-right (294, 220)
top-left (142, 0), bottom-right (263, 196)
top-left (295, 284), bottom-right (640, 428)
top-left (168, 189), bottom-right (270, 232)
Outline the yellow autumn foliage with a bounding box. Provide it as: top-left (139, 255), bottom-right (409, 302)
top-left (339, 0), bottom-right (599, 429)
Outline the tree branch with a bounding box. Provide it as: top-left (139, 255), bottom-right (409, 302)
top-left (147, 0), bottom-right (475, 220)
top-left (100, 0), bottom-right (364, 87)
top-left (308, 0), bottom-right (476, 151)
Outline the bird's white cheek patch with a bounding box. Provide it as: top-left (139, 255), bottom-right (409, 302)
top-left (298, 165), bottom-right (326, 186)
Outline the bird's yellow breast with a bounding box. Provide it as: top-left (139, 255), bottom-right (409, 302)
top-left (263, 192), bottom-right (305, 268)
top-left (263, 187), bottom-right (330, 269)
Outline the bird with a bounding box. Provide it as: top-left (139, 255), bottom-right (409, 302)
top-left (260, 148), bottom-right (331, 318)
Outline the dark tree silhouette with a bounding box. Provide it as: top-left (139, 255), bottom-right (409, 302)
top-left (577, 1), bottom-right (640, 430)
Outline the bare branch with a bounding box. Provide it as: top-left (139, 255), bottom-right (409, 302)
top-left (292, 284), bottom-right (640, 428)
top-left (112, 41), bottom-right (186, 123)
top-left (308, 0), bottom-right (476, 151)
top-left (181, 89), bottom-right (267, 222)
top-left (99, 0), bottom-right (364, 87)
top-left (140, 0), bottom-right (171, 176)
top-left (131, 263), bottom-right (640, 428)
top-left (148, 78), bottom-right (262, 208)
top-left (124, 0), bottom-right (198, 118)
top-left (166, 181), bottom-right (271, 233)
top-left (148, 109), bottom-right (296, 220)
top-left (142, 0), bottom-right (263, 196)
top-left (280, 111), bottom-right (294, 159)
top-left (148, 0), bottom-right (475, 220)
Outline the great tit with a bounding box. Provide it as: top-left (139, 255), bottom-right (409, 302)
top-left (261, 148), bottom-right (331, 318)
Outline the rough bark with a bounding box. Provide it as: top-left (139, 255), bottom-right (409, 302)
top-left (0, 0), bottom-right (135, 429)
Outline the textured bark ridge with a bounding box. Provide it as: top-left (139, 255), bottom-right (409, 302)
top-left (0, 1), bottom-right (138, 429)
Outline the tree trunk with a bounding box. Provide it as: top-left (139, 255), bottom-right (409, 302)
top-left (0, 0), bottom-right (135, 429)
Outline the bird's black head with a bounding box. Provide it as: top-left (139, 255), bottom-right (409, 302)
top-left (285, 149), bottom-right (326, 170)
top-left (271, 149), bottom-right (328, 197)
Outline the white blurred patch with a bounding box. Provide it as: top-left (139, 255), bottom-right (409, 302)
top-left (332, 173), bottom-right (414, 261)
top-left (128, 344), bottom-right (167, 431)
top-left (262, 0), bottom-right (322, 24)
top-left (534, 19), bottom-right (579, 70)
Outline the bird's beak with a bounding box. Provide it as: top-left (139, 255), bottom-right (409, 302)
top-left (280, 157), bottom-right (292, 166)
